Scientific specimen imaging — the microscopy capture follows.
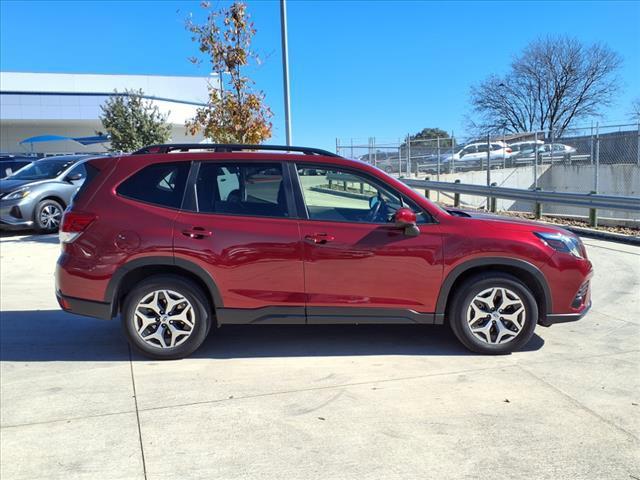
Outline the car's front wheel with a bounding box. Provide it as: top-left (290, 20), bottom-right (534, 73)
top-left (122, 275), bottom-right (211, 360)
top-left (34, 199), bottom-right (64, 233)
top-left (449, 273), bottom-right (538, 354)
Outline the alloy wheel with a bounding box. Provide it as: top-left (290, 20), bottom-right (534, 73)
top-left (133, 290), bottom-right (196, 349)
top-left (466, 287), bottom-right (526, 345)
top-left (39, 204), bottom-right (62, 230)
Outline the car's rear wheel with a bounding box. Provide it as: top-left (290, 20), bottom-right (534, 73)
top-left (34, 199), bottom-right (64, 233)
top-left (122, 275), bottom-right (211, 360)
top-left (449, 273), bottom-right (537, 354)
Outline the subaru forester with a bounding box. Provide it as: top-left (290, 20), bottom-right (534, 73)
top-left (55, 144), bottom-right (592, 359)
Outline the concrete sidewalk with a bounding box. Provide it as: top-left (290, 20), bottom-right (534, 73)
top-left (1, 234), bottom-right (638, 479)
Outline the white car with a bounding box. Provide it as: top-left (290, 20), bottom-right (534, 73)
top-left (538, 143), bottom-right (577, 157)
top-left (444, 141), bottom-right (514, 164)
top-left (509, 140), bottom-right (545, 157)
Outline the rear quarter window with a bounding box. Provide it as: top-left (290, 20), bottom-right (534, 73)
top-left (117, 162), bottom-right (190, 209)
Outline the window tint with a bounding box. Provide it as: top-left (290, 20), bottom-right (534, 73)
top-left (461, 145), bottom-right (476, 156)
top-left (2, 161), bottom-right (30, 178)
top-left (117, 162), bottom-right (190, 209)
top-left (195, 163), bottom-right (288, 218)
top-left (297, 166), bottom-right (428, 224)
top-left (10, 158), bottom-right (75, 180)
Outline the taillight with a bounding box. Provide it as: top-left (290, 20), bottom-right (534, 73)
top-left (59, 211), bottom-right (96, 243)
top-left (506, 148), bottom-right (512, 153)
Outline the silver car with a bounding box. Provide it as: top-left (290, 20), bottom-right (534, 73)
top-left (0, 155), bottom-right (94, 233)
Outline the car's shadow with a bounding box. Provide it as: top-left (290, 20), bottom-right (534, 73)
top-left (0, 231), bottom-right (59, 244)
top-left (0, 310), bottom-right (545, 362)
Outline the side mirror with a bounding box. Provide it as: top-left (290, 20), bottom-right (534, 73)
top-left (66, 172), bottom-right (83, 182)
top-left (394, 208), bottom-right (420, 237)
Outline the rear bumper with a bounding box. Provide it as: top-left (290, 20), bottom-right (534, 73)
top-left (56, 291), bottom-right (112, 320)
top-left (540, 301), bottom-right (591, 326)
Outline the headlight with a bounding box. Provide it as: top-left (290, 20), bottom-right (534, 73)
top-left (2, 188), bottom-right (31, 201)
top-left (534, 231), bottom-right (584, 258)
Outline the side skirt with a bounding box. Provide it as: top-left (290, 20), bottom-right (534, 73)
top-left (217, 306), bottom-right (437, 325)
top-left (307, 307), bottom-right (436, 325)
top-left (217, 307), bottom-right (306, 325)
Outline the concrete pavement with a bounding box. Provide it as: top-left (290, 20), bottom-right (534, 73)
top-left (1, 233), bottom-right (638, 479)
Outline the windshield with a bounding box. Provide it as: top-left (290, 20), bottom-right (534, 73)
top-left (9, 159), bottom-right (75, 180)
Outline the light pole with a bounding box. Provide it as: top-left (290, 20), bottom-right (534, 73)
top-left (280, 0), bottom-right (292, 146)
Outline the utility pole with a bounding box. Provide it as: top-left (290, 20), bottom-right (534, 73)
top-left (280, 0), bottom-right (292, 145)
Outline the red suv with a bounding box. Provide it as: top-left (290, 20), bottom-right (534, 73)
top-left (55, 144), bottom-right (592, 359)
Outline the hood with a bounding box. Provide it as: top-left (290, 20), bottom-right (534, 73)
top-left (446, 208), bottom-right (570, 234)
top-left (0, 178), bottom-right (46, 195)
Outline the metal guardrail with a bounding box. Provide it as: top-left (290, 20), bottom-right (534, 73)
top-left (400, 178), bottom-right (640, 212)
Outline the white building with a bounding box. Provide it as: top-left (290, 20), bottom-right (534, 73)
top-left (0, 72), bottom-right (217, 154)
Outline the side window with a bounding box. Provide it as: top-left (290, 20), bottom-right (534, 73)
top-left (461, 145), bottom-right (476, 156)
top-left (476, 144), bottom-right (489, 153)
top-left (297, 166), bottom-right (428, 224)
top-left (117, 162), bottom-right (190, 209)
top-left (67, 163), bottom-right (87, 179)
top-left (195, 163), bottom-right (288, 218)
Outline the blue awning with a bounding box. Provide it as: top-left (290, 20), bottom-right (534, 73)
top-left (19, 135), bottom-right (70, 144)
top-left (19, 134), bottom-right (110, 145)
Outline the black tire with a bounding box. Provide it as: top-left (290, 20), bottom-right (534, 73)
top-left (122, 275), bottom-right (212, 360)
top-left (448, 273), bottom-right (538, 355)
top-left (34, 199), bottom-right (64, 233)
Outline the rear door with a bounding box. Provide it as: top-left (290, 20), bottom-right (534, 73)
top-left (294, 164), bottom-right (443, 323)
top-left (173, 160), bottom-right (306, 323)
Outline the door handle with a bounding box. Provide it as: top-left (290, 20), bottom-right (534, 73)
top-left (182, 227), bottom-right (213, 239)
top-left (305, 233), bottom-right (335, 245)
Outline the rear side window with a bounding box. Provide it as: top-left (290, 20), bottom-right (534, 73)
top-left (117, 163), bottom-right (190, 209)
top-left (194, 162), bottom-right (289, 218)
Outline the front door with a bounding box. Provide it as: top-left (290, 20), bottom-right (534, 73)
top-left (295, 165), bottom-right (443, 324)
top-left (173, 161), bottom-right (305, 324)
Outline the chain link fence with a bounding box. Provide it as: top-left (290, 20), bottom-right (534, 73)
top-left (336, 123), bottom-right (640, 222)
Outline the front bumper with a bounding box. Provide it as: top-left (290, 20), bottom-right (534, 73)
top-left (0, 198), bottom-right (35, 230)
top-left (541, 301), bottom-right (592, 326)
top-left (56, 291), bottom-right (112, 320)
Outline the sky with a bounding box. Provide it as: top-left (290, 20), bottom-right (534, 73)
top-left (1, 0), bottom-right (639, 151)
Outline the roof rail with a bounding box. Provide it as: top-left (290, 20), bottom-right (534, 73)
top-left (133, 143), bottom-right (341, 157)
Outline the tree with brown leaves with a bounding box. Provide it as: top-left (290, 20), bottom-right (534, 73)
top-left (186, 1), bottom-right (272, 144)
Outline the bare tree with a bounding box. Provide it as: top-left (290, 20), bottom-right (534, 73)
top-left (630, 97), bottom-right (640, 122)
top-left (470, 37), bottom-right (622, 136)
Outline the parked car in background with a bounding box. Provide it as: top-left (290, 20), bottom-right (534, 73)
top-left (442, 141), bottom-right (513, 168)
top-left (0, 155), bottom-right (94, 233)
top-left (538, 143), bottom-right (577, 161)
top-left (0, 155), bottom-right (35, 179)
top-left (56, 143), bottom-right (592, 360)
top-left (508, 140), bottom-right (545, 157)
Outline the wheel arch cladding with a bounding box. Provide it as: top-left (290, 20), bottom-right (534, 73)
top-left (105, 256), bottom-right (223, 318)
top-left (436, 257), bottom-right (551, 319)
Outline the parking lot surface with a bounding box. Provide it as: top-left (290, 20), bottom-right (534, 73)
top-left (0, 233), bottom-right (638, 480)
